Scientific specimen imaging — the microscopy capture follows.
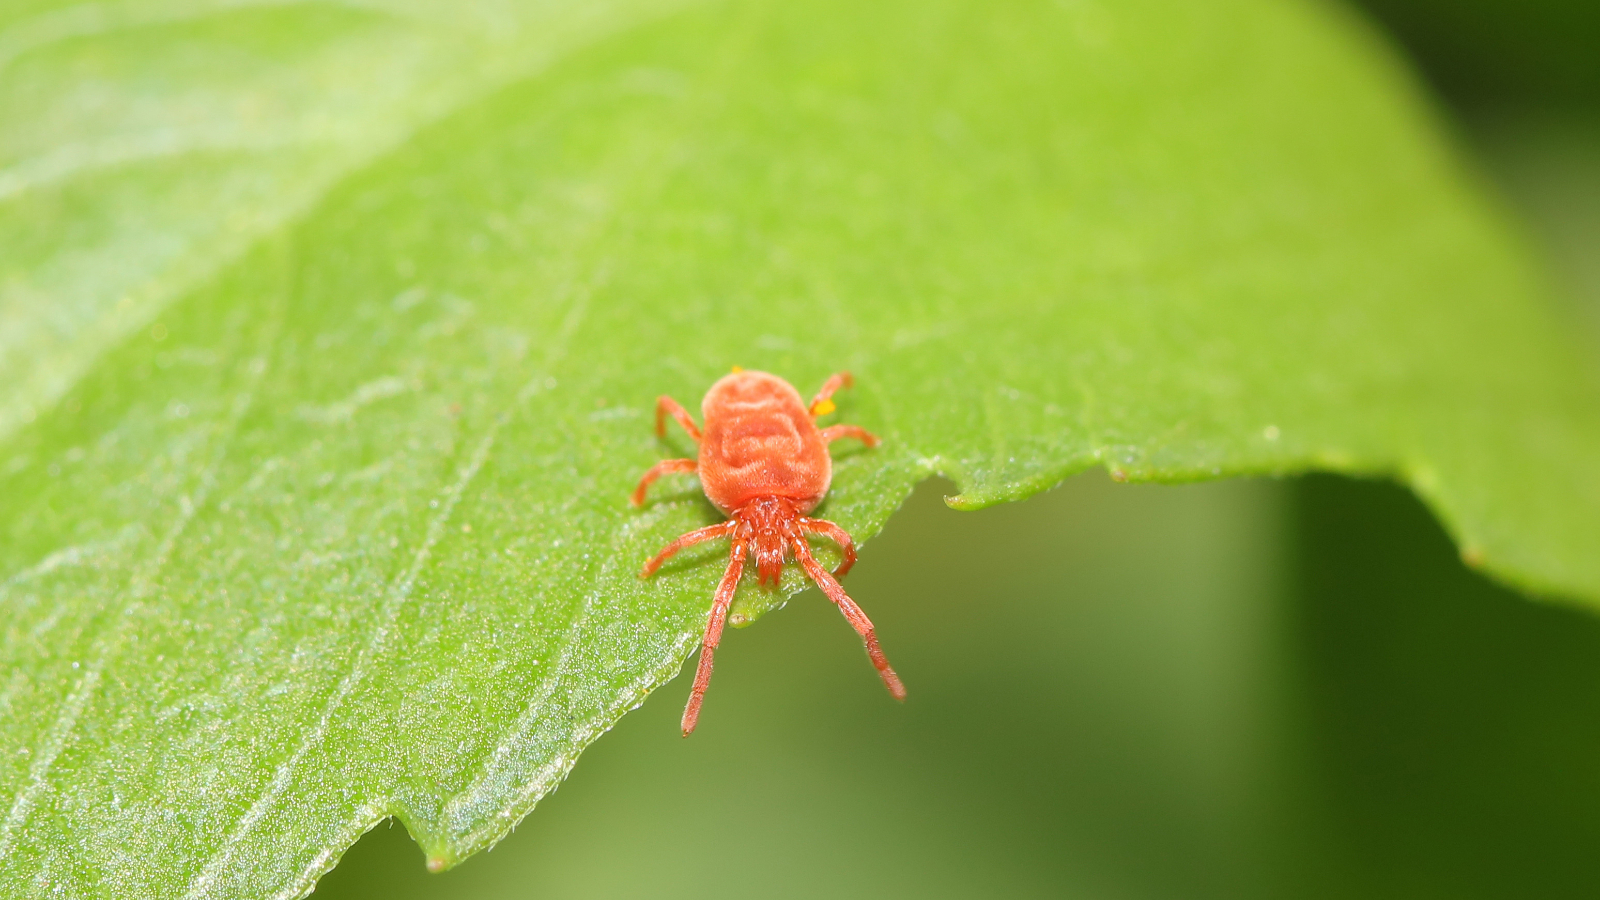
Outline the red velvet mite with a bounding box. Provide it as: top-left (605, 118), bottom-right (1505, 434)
top-left (631, 369), bottom-right (905, 735)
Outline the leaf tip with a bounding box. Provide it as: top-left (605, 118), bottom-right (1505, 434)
top-left (941, 492), bottom-right (989, 511)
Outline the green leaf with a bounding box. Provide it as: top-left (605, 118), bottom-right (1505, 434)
top-left (2, 0), bottom-right (1597, 897)
top-left (1468, 110), bottom-right (1600, 340)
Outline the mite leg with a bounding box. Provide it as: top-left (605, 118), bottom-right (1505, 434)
top-left (640, 520), bottom-right (736, 577)
top-left (656, 395), bottom-right (703, 442)
top-left (683, 543), bottom-right (748, 736)
top-left (792, 538), bottom-right (907, 701)
top-left (630, 458), bottom-right (697, 507)
top-left (818, 424), bottom-right (880, 447)
top-left (799, 517), bottom-right (857, 578)
top-left (808, 371), bottom-right (854, 416)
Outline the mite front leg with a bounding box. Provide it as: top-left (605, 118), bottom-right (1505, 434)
top-left (792, 538), bottom-right (907, 701)
top-left (683, 543), bottom-right (747, 736)
top-left (655, 395), bottom-right (703, 442)
top-left (630, 458), bottom-right (697, 507)
top-left (808, 371), bottom-right (854, 416)
top-left (639, 520), bottom-right (736, 577)
top-left (819, 425), bottom-right (879, 447)
top-left (799, 517), bottom-right (857, 578)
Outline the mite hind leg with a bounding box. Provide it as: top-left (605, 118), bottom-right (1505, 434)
top-left (810, 373), bottom-right (879, 445)
top-left (808, 372), bottom-right (854, 416)
top-left (630, 458), bottom-right (697, 507)
top-left (819, 425), bottom-right (879, 447)
top-left (655, 395), bottom-right (703, 441)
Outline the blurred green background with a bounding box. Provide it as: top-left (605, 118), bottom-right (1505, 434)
top-left (313, 0), bottom-right (1600, 896)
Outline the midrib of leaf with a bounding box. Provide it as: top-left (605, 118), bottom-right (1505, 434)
top-left (181, 91), bottom-right (674, 886)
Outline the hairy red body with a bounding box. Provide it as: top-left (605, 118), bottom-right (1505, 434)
top-left (697, 371), bottom-right (830, 515)
top-left (631, 369), bottom-right (904, 735)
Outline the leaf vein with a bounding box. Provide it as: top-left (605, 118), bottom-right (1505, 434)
top-left (179, 415), bottom-right (502, 898)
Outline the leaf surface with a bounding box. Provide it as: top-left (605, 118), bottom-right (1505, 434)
top-left (2, 0), bottom-right (1599, 897)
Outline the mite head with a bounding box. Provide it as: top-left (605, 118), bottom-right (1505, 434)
top-left (753, 527), bottom-right (787, 586)
top-left (737, 497), bottom-right (799, 586)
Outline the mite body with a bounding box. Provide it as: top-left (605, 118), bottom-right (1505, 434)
top-left (632, 369), bottom-right (905, 735)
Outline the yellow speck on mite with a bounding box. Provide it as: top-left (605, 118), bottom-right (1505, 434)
top-left (810, 398), bottom-right (836, 416)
